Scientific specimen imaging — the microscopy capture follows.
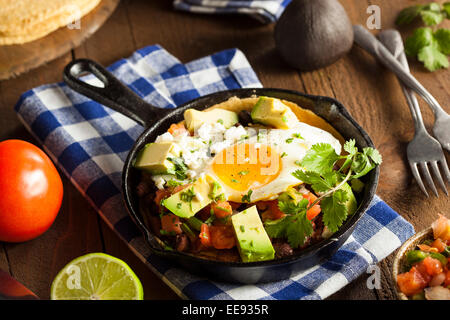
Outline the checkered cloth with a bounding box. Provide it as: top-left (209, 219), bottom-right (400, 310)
top-left (173, 0), bottom-right (291, 23)
top-left (14, 45), bottom-right (414, 300)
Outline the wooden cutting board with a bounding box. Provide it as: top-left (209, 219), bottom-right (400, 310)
top-left (0, 0), bottom-right (120, 81)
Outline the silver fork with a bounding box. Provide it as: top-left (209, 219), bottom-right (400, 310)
top-left (377, 30), bottom-right (449, 197)
top-left (353, 25), bottom-right (450, 153)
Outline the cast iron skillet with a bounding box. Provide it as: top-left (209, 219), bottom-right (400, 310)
top-left (63, 59), bottom-right (379, 284)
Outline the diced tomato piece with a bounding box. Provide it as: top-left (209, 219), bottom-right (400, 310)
top-left (444, 270), bottom-right (450, 287)
top-left (422, 256), bottom-right (444, 276)
top-left (431, 214), bottom-right (450, 241)
top-left (209, 225), bottom-right (236, 249)
top-left (302, 193), bottom-right (322, 220)
top-left (261, 200), bottom-right (286, 221)
top-left (199, 223), bottom-right (212, 247)
top-left (154, 189), bottom-right (170, 207)
top-left (167, 123), bottom-right (188, 136)
top-left (397, 266), bottom-right (428, 296)
top-left (431, 238), bottom-right (447, 253)
top-left (415, 261), bottom-right (432, 283)
top-left (160, 213), bottom-right (182, 235)
top-left (211, 201), bottom-right (233, 219)
top-left (154, 184), bottom-right (189, 208)
top-left (172, 184), bottom-right (189, 194)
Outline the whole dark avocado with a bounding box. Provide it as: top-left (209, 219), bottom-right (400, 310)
top-left (275, 0), bottom-right (354, 71)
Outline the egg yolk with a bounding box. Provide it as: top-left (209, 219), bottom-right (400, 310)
top-left (212, 143), bottom-right (282, 192)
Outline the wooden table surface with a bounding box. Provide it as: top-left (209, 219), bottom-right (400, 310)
top-left (0, 0), bottom-right (448, 300)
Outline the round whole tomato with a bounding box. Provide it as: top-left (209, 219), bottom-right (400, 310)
top-left (0, 140), bottom-right (63, 242)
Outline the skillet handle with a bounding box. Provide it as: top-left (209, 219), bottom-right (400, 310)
top-left (63, 59), bottom-right (171, 127)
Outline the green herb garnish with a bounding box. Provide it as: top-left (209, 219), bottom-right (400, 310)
top-left (241, 189), bottom-right (253, 203)
top-left (180, 187), bottom-right (196, 203)
top-left (264, 139), bottom-right (381, 248)
top-left (208, 181), bottom-right (225, 202)
top-left (166, 179), bottom-right (183, 187)
top-left (396, 2), bottom-right (450, 71)
top-left (167, 157), bottom-right (188, 180)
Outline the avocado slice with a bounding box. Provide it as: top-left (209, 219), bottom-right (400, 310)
top-left (250, 97), bottom-right (299, 129)
top-left (231, 206), bottom-right (275, 262)
top-left (162, 175), bottom-right (216, 218)
top-left (184, 108), bottom-right (239, 133)
top-left (134, 142), bottom-right (181, 174)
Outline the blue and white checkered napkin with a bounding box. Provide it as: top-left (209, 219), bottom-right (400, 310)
top-left (173, 0), bottom-right (291, 23)
top-left (14, 45), bottom-right (414, 300)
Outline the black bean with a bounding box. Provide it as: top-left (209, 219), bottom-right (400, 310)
top-left (273, 242), bottom-right (294, 258)
top-left (175, 234), bottom-right (190, 252)
top-left (238, 110), bottom-right (252, 126)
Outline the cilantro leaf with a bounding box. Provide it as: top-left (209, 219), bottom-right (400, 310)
top-left (420, 3), bottom-right (445, 26)
top-left (405, 27), bottom-right (450, 71)
top-left (396, 5), bottom-right (424, 25)
top-left (418, 45), bottom-right (449, 71)
top-left (444, 2), bottom-right (450, 17)
top-left (300, 143), bottom-right (339, 174)
top-left (292, 170), bottom-right (338, 193)
top-left (396, 3), bottom-right (445, 26)
top-left (405, 27), bottom-right (434, 57)
top-left (278, 197), bottom-right (308, 215)
top-left (343, 139), bottom-right (358, 156)
top-left (363, 147), bottom-right (382, 165)
top-left (264, 218), bottom-right (287, 239)
top-left (341, 139), bottom-right (358, 171)
top-left (286, 210), bottom-right (314, 248)
top-left (321, 189), bottom-right (349, 233)
top-left (265, 198), bottom-right (312, 248)
top-left (435, 28), bottom-right (450, 55)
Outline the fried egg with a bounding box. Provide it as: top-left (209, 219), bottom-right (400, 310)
top-left (203, 122), bottom-right (341, 202)
top-left (151, 121), bottom-right (341, 203)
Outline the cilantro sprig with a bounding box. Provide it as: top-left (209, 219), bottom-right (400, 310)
top-left (264, 140), bottom-right (381, 249)
top-left (264, 198), bottom-right (312, 248)
top-left (396, 2), bottom-right (450, 71)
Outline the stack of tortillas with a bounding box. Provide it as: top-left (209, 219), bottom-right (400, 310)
top-left (0, 0), bottom-right (101, 45)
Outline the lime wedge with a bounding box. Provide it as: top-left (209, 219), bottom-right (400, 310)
top-left (51, 253), bottom-right (143, 300)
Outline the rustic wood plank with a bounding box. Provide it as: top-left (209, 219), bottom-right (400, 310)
top-left (73, 0), bottom-right (137, 65)
top-left (0, 0), bottom-right (447, 300)
top-left (333, 0), bottom-right (450, 300)
top-left (0, 245), bottom-right (10, 274)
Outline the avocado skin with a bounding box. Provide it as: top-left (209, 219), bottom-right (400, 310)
top-left (274, 0), bottom-right (354, 71)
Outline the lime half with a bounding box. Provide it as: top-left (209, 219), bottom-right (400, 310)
top-left (51, 253), bottom-right (143, 300)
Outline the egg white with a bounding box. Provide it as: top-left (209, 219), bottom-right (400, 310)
top-left (151, 121), bottom-right (341, 203)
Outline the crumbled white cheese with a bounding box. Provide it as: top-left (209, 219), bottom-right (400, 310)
top-left (224, 125), bottom-right (247, 142)
top-left (152, 176), bottom-right (166, 190)
top-left (155, 132), bottom-right (173, 143)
